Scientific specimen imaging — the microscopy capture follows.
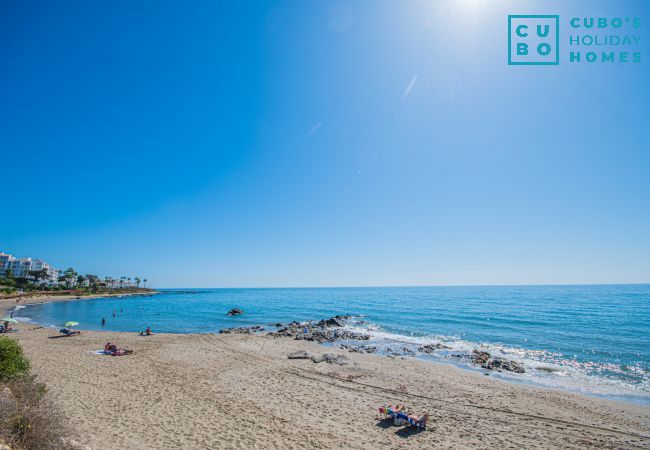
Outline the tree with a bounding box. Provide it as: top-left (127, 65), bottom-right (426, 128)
top-left (28, 269), bottom-right (48, 285)
top-left (143, 278), bottom-right (148, 288)
top-left (134, 277), bottom-right (141, 288)
top-left (86, 274), bottom-right (100, 288)
top-left (77, 275), bottom-right (86, 287)
top-left (63, 268), bottom-right (77, 288)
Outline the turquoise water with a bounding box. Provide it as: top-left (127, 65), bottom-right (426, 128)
top-left (14, 284), bottom-right (650, 404)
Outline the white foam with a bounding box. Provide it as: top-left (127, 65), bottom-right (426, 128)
top-left (339, 322), bottom-right (650, 404)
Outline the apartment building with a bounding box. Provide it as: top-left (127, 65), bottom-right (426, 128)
top-left (0, 252), bottom-right (60, 284)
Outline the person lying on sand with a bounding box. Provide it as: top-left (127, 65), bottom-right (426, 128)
top-left (104, 342), bottom-right (118, 353)
top-left (60, 328), bottom-right (80, 336)
top-left (103, 342), bottom-right (133, 356)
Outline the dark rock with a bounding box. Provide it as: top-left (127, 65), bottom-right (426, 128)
top-left (287, 351), bottom-right (312, 359)
top-left (219, 325), bottom-right (264, 334)
top-left (273, 323), bottom-right (283, 327)
top-left (227, 308), bottom-right (244, 316)
top-left (472, 350), bottom-right (491, 365)
top-left (317, 317), bottom-right (344, 328)
top-left (471, 350), bottom-right (525, 373)
top-left (342, 344), bottom-right (377, 354)
top-left (418, 343), bottom-right (452, 354)
top-left (321, 353), bottom-right (348, 365)
top-left (484, 357), bottom-right (525, 373)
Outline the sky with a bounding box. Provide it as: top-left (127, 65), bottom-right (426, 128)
top-left (1, 0), bottom-right (649, 288)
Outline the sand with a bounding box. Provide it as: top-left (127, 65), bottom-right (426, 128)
top-left (5, 325), bottom-right (649, 449)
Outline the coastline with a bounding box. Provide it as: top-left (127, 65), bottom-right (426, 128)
top-left (0, 290), bottom-right (158, 317)
top-left (6, 326), bottom-right (650, 449)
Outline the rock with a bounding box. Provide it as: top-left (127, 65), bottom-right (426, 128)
top-left (273, 323), bottom-right (283, 327)
top-left (322, 353), bottom-right (348, 365)
top-left (484, 357), bottom-right (526, 373)
top-left (472, 350), bottom-right (491, 366)
top-left (227, 308), bottom-right (244, 316)
top-left (341, 344), bottom-right (377, 354)
top-left (311, 355), bottom-right (324, 363)
top-left (219, 326), bottom-right (264, 334)
top-left (317, 317), bottom-right (344, 328)
top-left (287, 351), bottom-right (312, 359)
top-left (0, 387), bottom-right (14, 403)
top-left (419, 343), bottom-right (452, 354)
top-left (471, 350), bottom-right (525, 373)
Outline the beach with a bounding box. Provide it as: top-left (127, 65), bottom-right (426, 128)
top-left (7, 325), bottom-right (650, 449)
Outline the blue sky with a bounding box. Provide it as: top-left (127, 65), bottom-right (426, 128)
top-left (1, 0), bottom-right (649, 287)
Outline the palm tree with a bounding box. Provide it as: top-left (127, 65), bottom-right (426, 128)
top-left (143, 278), bottom-right (148, 288)
top-left (135, 277), bottom-right (141, 288)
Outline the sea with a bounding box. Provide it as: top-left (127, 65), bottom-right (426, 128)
top-left (12, 284), bottom-right (650, 405)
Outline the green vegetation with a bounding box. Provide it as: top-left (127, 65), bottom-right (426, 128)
top-left (0, 338), bottom-right (76, 448)
top-left (0, 266), bottom-right (152, 298)
top-left (0, 337), bottom-right (30, 381)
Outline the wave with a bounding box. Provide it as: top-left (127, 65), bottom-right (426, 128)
top-left (338, 321), bottom-right (650, 405)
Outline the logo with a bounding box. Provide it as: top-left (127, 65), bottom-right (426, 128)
top-left (508, 15), bottom-right (560, 65)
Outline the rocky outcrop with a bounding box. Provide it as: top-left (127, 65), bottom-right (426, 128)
top-left (340, 344), bottom-right (377, 354)
top-left (267, 315), bottom-right (369, 344)
top-left (471, 350), bottom-right (525, 373)
top-left (227, 308), bottom-right (244, 316)
top-left (219, 326), bottom-right (264, 334)
top-left (418, 343), bottom-right (452, 354)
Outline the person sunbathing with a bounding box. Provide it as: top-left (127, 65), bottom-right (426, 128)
top-left (104, 342), bottom-right (118, 353)
top-left (111, 348), bottom-right (133, 356)
top-left (60, 328), bottom-right (80, 336)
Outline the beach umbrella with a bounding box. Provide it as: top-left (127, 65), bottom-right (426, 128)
top-left (64, 321), bottom-right (79, 328)
top-left (1, 317), bottom-right (18, 323)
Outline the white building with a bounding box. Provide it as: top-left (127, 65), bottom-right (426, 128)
top-left (0, 252), bottom-right (15, 273)
top-left (0, 252), bottom-right (60, 285)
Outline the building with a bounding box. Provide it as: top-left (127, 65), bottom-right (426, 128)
top-left (0, 252), bottom-right (60, 285)
top-left (0, 252), bottom-right (15, 273)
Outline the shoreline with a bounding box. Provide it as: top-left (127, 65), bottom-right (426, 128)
top-left (6, 326), bottom-right (650, 449)
top-left (8, 297), bottom-right (650, 408)
top-left (0, 290), bottom-right (158, 317)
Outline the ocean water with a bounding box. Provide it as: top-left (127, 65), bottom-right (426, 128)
top-left (14, 284), bottom-right (650, 405)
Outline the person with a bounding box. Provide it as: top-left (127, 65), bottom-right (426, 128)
top-left (104, 342), bottom-right (118, 353)
top-left (145, 326), bottom-right (153, 335)
top-left (101, 317), bottom-right (106, 326)
top-left (112, 311), bottom-right (116, 317)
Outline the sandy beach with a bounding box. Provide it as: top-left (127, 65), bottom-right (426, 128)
top-left (5, 325), bottom-right (649, 449)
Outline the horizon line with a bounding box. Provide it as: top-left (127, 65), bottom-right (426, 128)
top-left (153, 281), bottom-right (650, 290)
